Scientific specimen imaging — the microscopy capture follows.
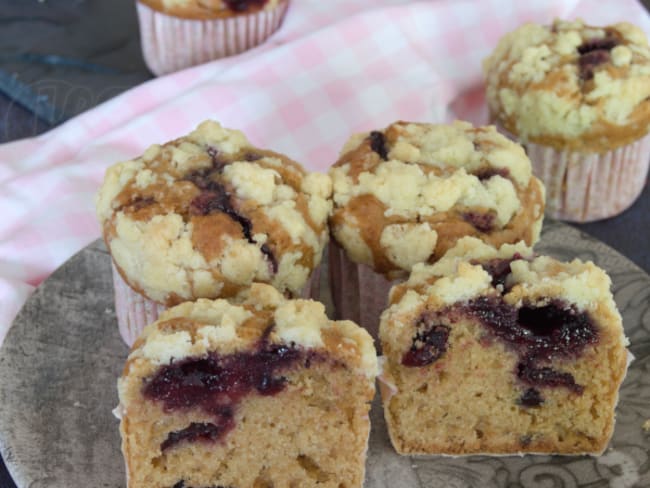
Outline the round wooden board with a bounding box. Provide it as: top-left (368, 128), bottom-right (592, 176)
top-left (1, 220), bottom-right (649, 487)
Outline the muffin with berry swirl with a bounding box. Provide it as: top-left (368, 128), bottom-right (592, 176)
top-left (136, 0), bottom-right (290, 75)
top-left (328, 120), bottom-right (545, 340)
top-left (484, 19), bottom-right (650, 222)
top-left (96, 120), bottom-right (331, 345)
top-left (379, 237), bottom-right (628, 455)
top-left (117, 283), bottom-right (377, 488)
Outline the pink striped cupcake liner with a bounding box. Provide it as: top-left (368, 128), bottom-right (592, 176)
top-left (111, 262), bottom-right (166, 347)
top-left (495, 123), bottom-right (650, 222)
top-left (525, 134), bottom-right (650, 222)
top-left (112, 259), bottom-right (322, 347)
top-left (329, 241), bottom-right (400, 345)
top-left (136, 0), bottom-right (289, 76)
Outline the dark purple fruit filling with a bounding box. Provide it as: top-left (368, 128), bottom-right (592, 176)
top-left (517, 361), bottom-right (583, 394)
top-left (577, 36), bottom-right (619, 55)
top-left (577, 36), bottom-right (618, 81)
top-left (172, 482), bottom-right (230, 488)
top-left (185, 168), bottom-right (277, 273)
top-left (471, 254), bottom-right (524, 289)
top-left (223, 0), bottom-right (268, 12)
top-left (465, 297), bottom-right (597, 360)
top-left (402, 314), bottom-right (450, 367)
top-left (475, 167), bottom-right (510, 181)
top-left (459, 296), bottom-right (597, 395)
top-left (369, 131), bottom-right (389, 160)
top-left (518, 388), bottom-right (544, 407)
top-left (161, 421), bottom-right (231, 452)
top-left (144, 337), bottom-right (322, 450)
top-left (462, 212), bottom-right (495, 233)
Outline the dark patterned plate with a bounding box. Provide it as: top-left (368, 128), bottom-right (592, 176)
top-left (0, 220), bottom-right (648, 487)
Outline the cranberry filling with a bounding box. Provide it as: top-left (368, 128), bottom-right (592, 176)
top-left (402, 315), bottom-right (450, 367)
top-left (517, 361), bottom-right (583, 394)
top-left (172, 482), bottom-right (230, 488)
top-left (577, 37), bottom-right (619, 55)
top-left (518, 387), bottom-right (544, 407)
top-left (459, 296), bottom-right (598, 397)
top-left (462, 211), bottom-right (495, 233)
top-left (471, 254), bottom-right (524, 289)
top-left (161, 421), bottom-right (231, 452)
top-left (576, 36), bottom-right (619, 81)
top-left (369, 131), bottom-right (389, 160)
top-left (475, 167), bottom-right (510, 181)
top-left (143, 337), bottom-right (321, 450)
top-left (185, 166), bottom-right (277, 273)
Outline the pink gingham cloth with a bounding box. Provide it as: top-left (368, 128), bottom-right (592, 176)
top-left (0, 0), bottom-right (648, 345)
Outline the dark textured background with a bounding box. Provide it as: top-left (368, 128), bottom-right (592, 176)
top-left (0, 1), bottom-right (649, 486)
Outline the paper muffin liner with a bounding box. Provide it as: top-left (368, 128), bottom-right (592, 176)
top-left (111, 262), bottom-right (167, 347)
top-left (136, 0), bottom-right (289, 76)
top-left (329, 241), bottom-right (401, 345)
top-left (495, 122), bottom-right (650, 222)
top-left (112, 260), bottom-right (321, 347)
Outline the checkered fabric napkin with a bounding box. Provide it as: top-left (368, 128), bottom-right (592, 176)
top-left (0, 0), bottom-right (648, 344)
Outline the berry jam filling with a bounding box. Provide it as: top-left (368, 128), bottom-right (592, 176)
top-left (577, 36), bottom-right (619, 81)
top-left (143, 337), bottom-right (322, 449)
top-left (185, 166), bottom-right (277, 273)
top-left (369, 131), bottom-right (389, 161)
top-left (161, 421), bottom-right (231, 452)
top-left (462, 211), bottom-right (495, 233)
top-left (475, 167), bottom-right (510, 182)
top-left (172, 482), bottom-right (230, 488)
top-left (517, 361), bottom-right (583, 394)
top-left (518, 388), bottom-right (544, 407)
top-left (459, 296), bottom-right (598, 397)
top-left (223, 0), bottom-right (268, 12)
top-left (470, 254), bottom-right (524, 289)
top-left (402, 314), bottom-right (450, 367)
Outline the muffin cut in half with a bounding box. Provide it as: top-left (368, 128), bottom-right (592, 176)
top-left (379, 237), bottom-right (628, 455)
top-left (117, 283), bottom-right (377, 488)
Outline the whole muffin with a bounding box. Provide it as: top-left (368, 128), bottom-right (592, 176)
top-left (379, 237), bottom-right (628, 455)
top-left (117, 283), bottom-right (377, 487)
top-left (328, 120), bottom-right (545, 339)
top-left (136, 0), bottom-right (289, 75)
top-left (96, 120), bottom-right (331, 345)
top-left (484, 19), bottom-right (650, 222)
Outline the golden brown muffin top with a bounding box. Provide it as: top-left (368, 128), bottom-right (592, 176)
top-left (484, 19), bottom-right (650, 152)
top-left (96, 120), bottom-right (331, 305)
top-left (329, 121), bottom-right (545, 279)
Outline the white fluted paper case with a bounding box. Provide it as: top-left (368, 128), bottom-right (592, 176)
top-left (136, 0), bottom-right (289, 76)
top-left (526, 134), bottom-right (650, 222)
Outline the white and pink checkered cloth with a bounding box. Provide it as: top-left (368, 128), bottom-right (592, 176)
top-left (0, 0), bottom-right (648, 345)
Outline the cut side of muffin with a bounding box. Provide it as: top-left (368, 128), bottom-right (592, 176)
top-left (379, 237), bottom-right (629, 455)
top-left (118, 284), bottom-right (377, 488)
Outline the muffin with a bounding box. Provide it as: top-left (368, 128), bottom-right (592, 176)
top-left (96, 120), bottom-right (331, 345)
top-left (379, 237), bottom-right (629, 455)
top-left (484, 19), bottom-right (650, 222)
top-left (329, 120), bottom-right (545, 340)
top-left (136, 0), bottom-right (290, 75)
top-left (117, 283), bottom-right (377, 488)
